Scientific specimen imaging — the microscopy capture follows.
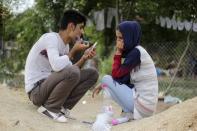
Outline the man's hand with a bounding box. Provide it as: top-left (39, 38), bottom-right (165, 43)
top-left (69, 41), bottom-right (90, 60)
top-left (74, 46), bottom-right (96, 68)
top-left (72, 40), bottom-right (89, 53)
top-left (82, 47), bottom-right (96, 60)
top-left (92, 83), bottom-right (102, 98)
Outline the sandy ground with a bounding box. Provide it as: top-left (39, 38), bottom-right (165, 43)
top-left (0, 85), bottom-right (197, 131)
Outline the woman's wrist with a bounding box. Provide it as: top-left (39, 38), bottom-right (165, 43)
top-left (115, 49), bottom-right (122, 55)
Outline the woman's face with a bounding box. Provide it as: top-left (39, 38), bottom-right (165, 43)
top-left (116, 30), bottom-right (123, 42)
top-left (116, 30), bottom-right (124, 50)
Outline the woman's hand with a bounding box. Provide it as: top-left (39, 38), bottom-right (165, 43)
top-left (115, 40), bottom-right (124, 55)
top-left (92, 83), bottom-right (102, 98)
top-left (116, 40), bottom-right (124, 50)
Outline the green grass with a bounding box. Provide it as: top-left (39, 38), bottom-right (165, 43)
top-left (159, 77), bottom-right (197, 100)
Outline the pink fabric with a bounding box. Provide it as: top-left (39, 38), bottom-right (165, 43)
top-left (111, 119), bottom-right (119, 125)
top-left (101, 84), bottom-right (108, 89)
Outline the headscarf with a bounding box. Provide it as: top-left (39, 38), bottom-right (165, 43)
top-left (118, 21), bottom-right (141, 57)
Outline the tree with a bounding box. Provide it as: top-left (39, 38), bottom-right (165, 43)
top-left (1, 0), bottom-right (197, 81)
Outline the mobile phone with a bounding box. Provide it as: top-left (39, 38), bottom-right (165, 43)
top-left (92, 42), bottom-right (97, 49)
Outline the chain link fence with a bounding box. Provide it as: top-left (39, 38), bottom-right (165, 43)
top-left (143, 41), bottom-right (197, 101)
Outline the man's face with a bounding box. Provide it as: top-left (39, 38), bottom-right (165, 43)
top-left (69, 22), bottom-right (85, 42)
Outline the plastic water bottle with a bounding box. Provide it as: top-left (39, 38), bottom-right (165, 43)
top-left (92, 88), bottom-right (113, 131)
top-left (92, 113), bottom-right (112, 131)
top-left (103, 89), bottom-right (111, 104)
top-left (102, 89), bottom-right (113, 114)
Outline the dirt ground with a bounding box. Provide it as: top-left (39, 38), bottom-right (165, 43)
top-left (0, 85), bottom-right (197, 131)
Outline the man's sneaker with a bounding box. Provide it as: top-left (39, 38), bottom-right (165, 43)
top-left (60, 107), bottom-right (70, 117)
top-left (60, 107), bottom-right (78, 121)
top-left (37, 106), bottom-right (67, 123)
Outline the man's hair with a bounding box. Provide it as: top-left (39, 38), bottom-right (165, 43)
top-left (60, 10), bottom-right (87, 30)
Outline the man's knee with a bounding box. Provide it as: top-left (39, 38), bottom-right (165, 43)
top-left (29, 92), bottom-right (43, 106)
top-left (62, 65), bottom-right (80, 81)
top-left (92, 68), bottom-right (99, 81)
top-left (87, 68), bottom-right (99, 81)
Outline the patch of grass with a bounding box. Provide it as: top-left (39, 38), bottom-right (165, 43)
top-left (159, 78), bottom-right (197, 100)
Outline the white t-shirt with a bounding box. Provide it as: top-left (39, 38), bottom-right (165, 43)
top-left (130, 46), bottom-right (158, 119)
top-left (25, 32), bottom-right (72, 93)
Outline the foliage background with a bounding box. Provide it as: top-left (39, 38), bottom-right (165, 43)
top-left (1, 0), bottom-right (197, 99)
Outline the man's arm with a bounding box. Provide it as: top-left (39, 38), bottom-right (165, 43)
top-left (74, 56), bottom-right (87, 68)
top-left (68, 48), bottom-right (75, 61)
top-left (68, 40), bottom-right (96, 68)
top-left (46, 34), bottom-right (72, 72)
top-left (74, 48), bottom-right (96, 68)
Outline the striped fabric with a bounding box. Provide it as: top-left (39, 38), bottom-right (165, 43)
top-left (131, 46), bottom-right (158, 119)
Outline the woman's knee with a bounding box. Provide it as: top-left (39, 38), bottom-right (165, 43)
top-left (101, 75), bottom-right (114, 89)
top-left (101, 75), bottom-right (113, 84)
